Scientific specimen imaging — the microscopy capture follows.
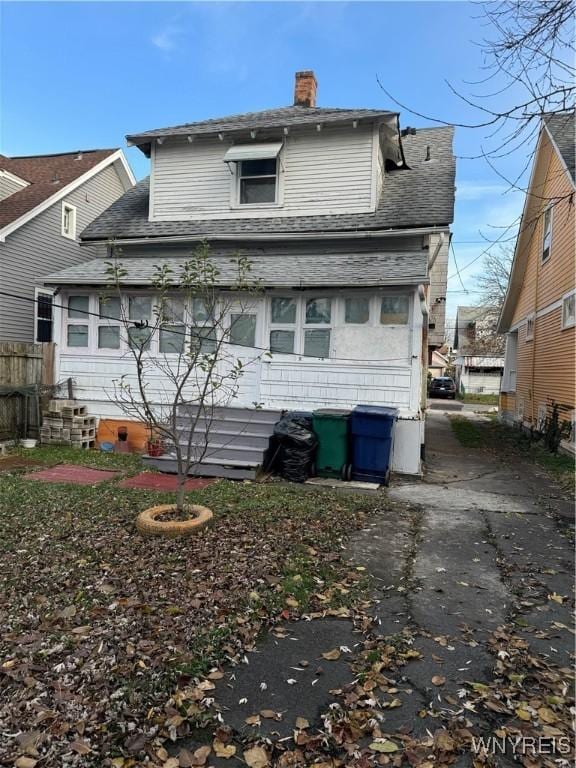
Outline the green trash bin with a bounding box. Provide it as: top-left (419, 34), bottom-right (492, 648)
top-left (312, 409), bottom-right (352, 480)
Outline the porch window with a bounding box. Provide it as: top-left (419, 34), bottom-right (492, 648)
top-left (190, 298), bottom-right (217, 355)
top-left (270, 297), bottom-right (297, 355)
top-left (97, 296), bottom-right (121, 350)
top-left (380, 295), bottom-right (409, 325)
top-left (230, 313), bottom-right (256, 348)
top-left (345, 297), bottom-right (370, 324)
top-left (66, 295), bottom-right (89, 348)
top-left (159, 297), bottom-right (185, 354)
top-left (128, 296), bottom-right (152, 351)
top-left (269, 296), bottom-right (332, 358)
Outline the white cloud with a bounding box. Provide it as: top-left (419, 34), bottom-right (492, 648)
top-left (151, 23), bottom-right (182, 52)
top-left (456, 181), bottom-right (508, 201)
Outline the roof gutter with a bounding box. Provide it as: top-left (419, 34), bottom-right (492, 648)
top-left (81, 226), bottom-right (449, 247)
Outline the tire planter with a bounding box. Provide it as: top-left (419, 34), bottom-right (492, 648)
top-left (136, 503), bottom-right (213, 538)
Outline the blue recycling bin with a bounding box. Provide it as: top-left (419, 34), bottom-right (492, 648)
top-left (350, 405), bottom-right (398, 485)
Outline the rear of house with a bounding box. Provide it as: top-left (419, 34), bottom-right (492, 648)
top-left (498, 112), bottom-right (575, 450)
top-left (41, 72), bottom-right (456, 476)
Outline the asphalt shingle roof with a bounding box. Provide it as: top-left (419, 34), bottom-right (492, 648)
top-left (41, 248), bottom-right (428, 287)
top-left (82, 126), bottom-right (455, 240)
top-left (127, 105), bottom-right (396, 147)
top-left (544, 111), bottom-right (575, 183)
top-left (0, 149), bottom-right (118, 230)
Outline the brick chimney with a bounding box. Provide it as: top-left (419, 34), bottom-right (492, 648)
top-left (294, 71), bottom-right (317, 108)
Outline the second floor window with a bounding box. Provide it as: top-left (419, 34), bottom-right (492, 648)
top-left (239, 159), bottom-right (277, 205)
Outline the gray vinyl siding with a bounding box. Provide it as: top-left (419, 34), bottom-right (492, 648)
top-left (151, 124), bottom-right (375, 220)
top-left (0, 174), bottom-right (28, 201)
top-left (0, 164), bottom-right (126, 342)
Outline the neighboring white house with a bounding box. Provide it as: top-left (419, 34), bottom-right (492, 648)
top-left (40, 71), bottom-right (456, 476)
top-left (0, 149), bottom-right (135, 343)
top-left (453, 306), bottom-right (503, 396)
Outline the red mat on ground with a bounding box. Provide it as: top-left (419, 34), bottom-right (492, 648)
top-left (25, 464), bottom-right (120, 485)
top-left (118, 472), bottom-right (215, 491)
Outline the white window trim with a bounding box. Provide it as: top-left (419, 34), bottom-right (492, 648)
top-left (61, 201), bottom-right (77, 240)
top-left (64, 293), bottom-right (91, 350)
top-left (229, 155), bottom-right (284, 210)
top-left (561, 290), bottom-right (576, 330)
top-left (525, 312), bottom-right (535, 341)
top-left (34, 287), bottom-right (55, 344)
top-left (541, 205), bottom-right (553, 263)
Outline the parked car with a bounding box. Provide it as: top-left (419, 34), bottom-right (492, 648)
top-left (429, 376), bottom-right (457, 399)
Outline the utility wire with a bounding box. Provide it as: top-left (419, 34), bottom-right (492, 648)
top-left (0, 289), bottom-right (424, 365)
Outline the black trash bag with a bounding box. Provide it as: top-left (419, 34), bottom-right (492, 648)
top-left (273, 411), bottom-right (318, 483)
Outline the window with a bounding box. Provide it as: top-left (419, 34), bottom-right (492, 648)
top-left (380, 295), bottom-right (410, 325)
top-left (190, 298), bottom-right (216, 355)
top-left (35, 290), bottom-right (53, 343)
top-left (270, 297), bottom-right (297, 354)
top-left (159, 297), bottom-right (185, 354)
top-left (97, 296), bottom-right (122, 350)
top-left (541, 206), bottom-right (552, 262)
top-left (230, 313), bottom-right (256, 348)
top-left (61, 202), bottom-right (77, 239)
top-left (345, 297), bottom-right (370, 324)
top-left (269, 296), bottom-right (332, 358)
top-left (68, 295), bottom-right (89, 318)
top-left (562, 291), bottom-right (575, 329)
top-left (525, 313), bottom-right (535, 341)
top-left (66, 295), bottom-right (89, 348)
top-left (127, 296), bottom-right (152, 351)
top-left (238, 159), bottom-right (277, 205)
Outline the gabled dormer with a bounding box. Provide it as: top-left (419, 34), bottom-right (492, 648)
top-left (0, 162), bottom-right (30, 202)
top-left (127, 72), bottom-right (407, 222)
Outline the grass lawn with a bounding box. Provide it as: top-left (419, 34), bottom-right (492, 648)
top-left (0, 448), bottom-right (386, 766)
top-left (450, 415), bottom-right (575, 493)
top-left (456, 392), bottom-right (499, 405)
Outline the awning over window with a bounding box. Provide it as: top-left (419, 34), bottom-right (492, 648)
top-left (223, 142), bottom-right (283, 163)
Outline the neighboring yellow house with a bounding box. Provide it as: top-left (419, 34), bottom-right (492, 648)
top-left (498, 112), bottom-right (575, 451)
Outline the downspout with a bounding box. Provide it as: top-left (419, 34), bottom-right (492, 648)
top-left (418, 284), bottom-right (430, 418)
top-left (428, 231), bottom-right (445, 271)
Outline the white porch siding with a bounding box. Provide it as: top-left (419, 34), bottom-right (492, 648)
top-left (151, 125), bottom-right (376, 221)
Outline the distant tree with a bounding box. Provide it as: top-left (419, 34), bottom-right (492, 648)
top-left (473, 244), bottom-right (514, 311)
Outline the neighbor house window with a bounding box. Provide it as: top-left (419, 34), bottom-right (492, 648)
top-left (238, 159), bottom-right (277, 205)
top-left (380, 295), bottom-right (410, 324)
top-left (541, 206), bottom-right (552, 262)
top-left (35, 289), bottom-right (53, 343)
top-left (97, 296), bottom-right (122, 350)
top-left (525, 313), bottom-right (535, 341)
top-left (61, 202), bottom-right (77, 239)
top-left (562, 291), bottom-right (575, 329)
top-left (345, 297), bottom-right (370, 324)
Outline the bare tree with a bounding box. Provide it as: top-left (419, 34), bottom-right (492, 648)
top-left (104, 243), bottom-right (264, 515)
top-left (473, 243), bottom-right (514, 310)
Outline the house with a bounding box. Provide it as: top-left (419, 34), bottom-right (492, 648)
top-left (0, 149), bottom-right (135, 343)
top-left (453, 306), bottom-right (504, 395)
top-left (428, 349), bottom-right (449, 378)
top-left (40, 71), bottom-right (455, 476)
top-left (498, 111), bottom-right (575, 449)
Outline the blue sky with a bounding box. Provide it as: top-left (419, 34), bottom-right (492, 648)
top-left (1, 1), bottom-right (528, 324)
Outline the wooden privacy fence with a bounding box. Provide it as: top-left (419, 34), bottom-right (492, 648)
top-left (0, 342), bottom-right (55, 441)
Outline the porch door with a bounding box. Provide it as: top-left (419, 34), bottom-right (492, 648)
top-left (224, 298), bottom-right (263, 406)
